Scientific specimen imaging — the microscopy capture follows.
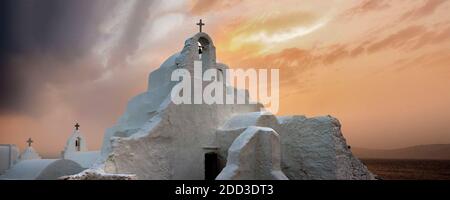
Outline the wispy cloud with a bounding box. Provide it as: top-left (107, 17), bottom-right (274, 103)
top-left (343, 0), bottom-right (390, 16)
top-left (400, 0), bottom-right (448, 21)
top-left (239, 19), bottom-right (328, 44)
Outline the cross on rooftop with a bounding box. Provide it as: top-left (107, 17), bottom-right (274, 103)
top-left (26, 138), bottom-right (33, 147)
top-left (75, 123), bottom-right (80, 130)
top-left (196, 19), bottom-right (205, 33)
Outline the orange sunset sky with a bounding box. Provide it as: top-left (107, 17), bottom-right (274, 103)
top-left (1, 0), bottom-right (450, 157)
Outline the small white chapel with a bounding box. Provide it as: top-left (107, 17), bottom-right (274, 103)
top-left (0, 123), bottom-right (100, 180)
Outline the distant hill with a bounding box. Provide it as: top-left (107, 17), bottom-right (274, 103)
top-left (352, 144), bottom-right (450, 160)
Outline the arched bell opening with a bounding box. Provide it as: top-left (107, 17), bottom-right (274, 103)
top-left (75, 137), bottom-right (81, 151)
top-left (197, 37), bottom-right (211, 71)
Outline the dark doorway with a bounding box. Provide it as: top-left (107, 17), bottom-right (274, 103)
top-left (205, 152), bottom-right (219, 180)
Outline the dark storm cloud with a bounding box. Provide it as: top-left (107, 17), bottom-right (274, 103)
top-left (0, 0), bottom-right (153, 115)
top-left (0, 0), bottom-right (112, 58)
top-left (0, 0), bottom-right (106, 114)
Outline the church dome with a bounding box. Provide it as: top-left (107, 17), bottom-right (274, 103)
top-left (0, 159), bottom-right (83, 180)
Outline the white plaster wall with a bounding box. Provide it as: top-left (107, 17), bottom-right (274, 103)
top-left (0, 145), bottom-right (19, 174)
top-left (64, 151), bottom-right (100, 168)
top-left (278, 116), bottom-right (375, 180)
top-left (216, 126), bottom-right (288, 180)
